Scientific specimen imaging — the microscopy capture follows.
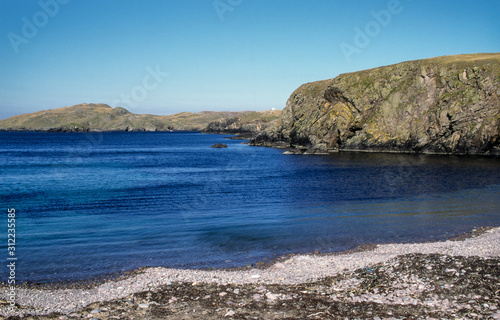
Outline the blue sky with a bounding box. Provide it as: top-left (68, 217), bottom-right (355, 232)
top-left (0, 0), bottom-right (499, 118)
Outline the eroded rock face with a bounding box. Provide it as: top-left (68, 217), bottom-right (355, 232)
top-left (252, 53), bottom-right (500, 155)
top-left (202, 110), bottom-right (282, 136)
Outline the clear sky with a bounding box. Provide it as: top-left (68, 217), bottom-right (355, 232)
top-left (0, 0), bottom-right (499, 119)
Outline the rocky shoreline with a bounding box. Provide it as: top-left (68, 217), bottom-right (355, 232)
top-left (1, 227), bottom-right (499, 319)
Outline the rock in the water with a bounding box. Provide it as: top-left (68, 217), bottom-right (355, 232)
top-left (210, 143), bottom-right (228, 148)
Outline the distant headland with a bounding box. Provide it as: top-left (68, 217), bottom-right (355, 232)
top-left (0, 104), bottom-right (281, 134)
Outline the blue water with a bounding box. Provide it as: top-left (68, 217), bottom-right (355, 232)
top-left (1, 131), bottom-right (499, 283)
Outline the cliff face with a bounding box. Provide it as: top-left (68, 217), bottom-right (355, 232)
top-left (202, 110), bottom-right (281, 136)
top-left (251, 53), bottom-right (500, 155)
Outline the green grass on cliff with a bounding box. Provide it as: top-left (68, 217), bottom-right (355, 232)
top-left (292, 53), bottom-right (500, 99)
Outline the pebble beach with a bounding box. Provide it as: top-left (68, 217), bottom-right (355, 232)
top-left (1, 227), bottom-right (499, 319)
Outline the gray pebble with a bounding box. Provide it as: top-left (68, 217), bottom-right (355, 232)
top-left (225, 310), bottom-right (236, 317)
top-left (252, 294), bottom-right (262, 301)
top-left (491, 312), bottom-right (500, 319)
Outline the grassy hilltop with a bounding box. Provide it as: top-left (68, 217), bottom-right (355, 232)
top-left (0, 104), bottom-right (281, 132)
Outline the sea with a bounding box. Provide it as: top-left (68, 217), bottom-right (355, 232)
top-left (1, 131), bottom-right (499, 283)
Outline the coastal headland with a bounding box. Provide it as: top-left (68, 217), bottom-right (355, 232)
top-left (0, 104), bottom-right (281, 134)
top-left (248, 53), bottom-right (500, 156)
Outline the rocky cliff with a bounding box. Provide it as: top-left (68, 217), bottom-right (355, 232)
top-left (202, 110), bottom-right (281, 137)
top-left (250, 53), bottom-right (500, 155)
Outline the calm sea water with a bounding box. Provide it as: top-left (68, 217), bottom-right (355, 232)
top-left (1, 131), bottom-right (499, 283)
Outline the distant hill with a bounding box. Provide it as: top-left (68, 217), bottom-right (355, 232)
top-left (0, 103), bottom-right (281, 132)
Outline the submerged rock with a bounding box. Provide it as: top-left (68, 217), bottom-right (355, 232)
top-left (210, 143), bottom-right (228, 148)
